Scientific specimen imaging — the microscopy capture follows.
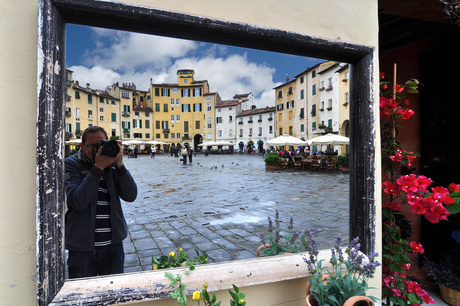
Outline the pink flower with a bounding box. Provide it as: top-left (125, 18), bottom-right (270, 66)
top-left (402, 263), bottom-right (411, 271)
top-left (392, 289), bottom-right (401, 297)
top-left (448, 183), bottom-right (460, 192)
top-left (401, 108), bottom-right (414, 120)
top-left (383, 201), bottom-right (401, 211)
top-left (410, 241), bottom-right (424, 254)
top-left (383, 182), bottom-right (400, 196)
top-left (394, 84), bottom-right (405, 93)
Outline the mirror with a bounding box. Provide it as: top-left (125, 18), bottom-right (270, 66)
top-left (64, 25), bottom-right (351, 278)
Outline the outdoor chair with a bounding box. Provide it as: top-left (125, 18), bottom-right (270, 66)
top-left (311, 160), bottom-right (321, 171)
top-left (279, 158), bottom-right (289, 169)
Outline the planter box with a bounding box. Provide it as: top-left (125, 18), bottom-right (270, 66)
top-left (265, 164), bottom-right (279, 170)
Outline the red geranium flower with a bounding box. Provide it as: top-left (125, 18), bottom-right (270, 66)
top-left (448, 183), bottom-right (460, 192)
top-left (383, 182), bottom-right (400, 196)
top-left (410, 241), bottom-right (424, 254)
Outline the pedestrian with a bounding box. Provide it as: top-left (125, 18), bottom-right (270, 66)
top-left (181, 146), bottom-right (188, 164)
top-left (151, 146), bottom-right (156, 158)
top-left (170, 147), bottom-right (174, 157)
top-left (188, 147), bottom-right (193, 163)
top-left (64, 126), bottom-right (138, 279)
top-left (134, 146), bottom-right (138, 158)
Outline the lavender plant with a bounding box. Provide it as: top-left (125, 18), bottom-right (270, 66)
top-left (258, 210), bottom-right (316, 256)
top-left (303, 236), bottom-right (381, 305)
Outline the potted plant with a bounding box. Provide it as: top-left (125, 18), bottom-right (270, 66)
top-left (337, 154), bottom-right (349, 172)
top-left (423, 251), bottom-right (460, 306)
top-left (257, 210), bottom-right (316, 256)
top-left (303, 236), bottom-right (380, 306)
top-left (263, 152), bottom-right (280, 170)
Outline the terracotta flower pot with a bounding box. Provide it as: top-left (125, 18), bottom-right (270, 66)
top-left (440, 286), bottom-right (460, 306)
top-left (306, 274), bottom-right (373, 306)
top-left (343, 296), bottom-right (375, 306)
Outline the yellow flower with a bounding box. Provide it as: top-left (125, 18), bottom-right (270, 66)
top-left (169, 251), bottom-right (175, 257)
top-left (204, 282), bottom-right (208, 289)
top-left (179, 247), bottom-right (183, 252)
top-left (152, 264), bottom-right (158, 270)
top-left (192, 290), bottom-right (200, 301)
top-left (239, 299), bottom-right (245, 304)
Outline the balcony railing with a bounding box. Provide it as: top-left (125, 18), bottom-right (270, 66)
top-left (163, 129), bottom-right (170, 133)
top-left (122, 112), bottom-right (130, 117)
top-left (123, 128), bottom-right (130, 133)
top-left (65, 111), bottom-right (71, 117)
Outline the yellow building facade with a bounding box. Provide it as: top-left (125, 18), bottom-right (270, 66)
top-left (149, 69), bottom-right (210, 149)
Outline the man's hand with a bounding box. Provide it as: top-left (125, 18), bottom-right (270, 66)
top-left (114, 141), bottom-right (124, 168)
top-left (94, 147), bottom-right (117, 170)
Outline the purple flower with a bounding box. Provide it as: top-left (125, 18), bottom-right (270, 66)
top-left (267, 216), bottom-right (273, 232)
top-left (288, 217), bottom-right (294, 232)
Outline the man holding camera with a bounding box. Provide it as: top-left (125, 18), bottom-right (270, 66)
top-left (65, 126), bottom-right (137, 279)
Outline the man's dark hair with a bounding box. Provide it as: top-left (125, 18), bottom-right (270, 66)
top-left (82, 126), bottom-right (108, 144)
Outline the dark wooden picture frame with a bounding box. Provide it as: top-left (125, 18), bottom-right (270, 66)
top-left (37, 0), bottom-right (376, 304)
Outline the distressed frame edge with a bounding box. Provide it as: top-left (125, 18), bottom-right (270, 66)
top-left (36, 0), bottom-right (378, 305)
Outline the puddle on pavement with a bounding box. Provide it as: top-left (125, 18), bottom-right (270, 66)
top-left (209, 214), bottom-right (262, 225)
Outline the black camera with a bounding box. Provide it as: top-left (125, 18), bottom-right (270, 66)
top-left (95, 139), bottom-right (120, 157)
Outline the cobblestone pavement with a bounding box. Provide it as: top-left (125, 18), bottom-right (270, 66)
top-left (121, 153), bottom-right (349, 273)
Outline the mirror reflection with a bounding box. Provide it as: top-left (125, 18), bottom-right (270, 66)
top-left (64, 24), bottom-right (350, 279)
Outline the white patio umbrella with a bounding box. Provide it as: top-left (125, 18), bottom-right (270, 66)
top-left (267, 134), bottom-right (307, 146)
top-left (123, 140), bottom-right (145, 146)
top-left (144, 140), bottom-right (168, 145)
top-left (65, 139), bottom-right (82, 145)
top-left (198, 141), bottom-right (234, 147)
top-left (306, 133), bottom-right (349, 146)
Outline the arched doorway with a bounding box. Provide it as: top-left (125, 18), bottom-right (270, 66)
top-left (238, 141), bottom-right (244, 152)
top-left (257, 140), bottom-right (264, 153)
top-left (247, 140), bottom-right (254, 153)
top-left (194, 134), bottom-right (203, 152)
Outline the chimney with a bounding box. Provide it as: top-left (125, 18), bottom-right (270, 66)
top-left (251, 105), bottom-right (256, 109)
top-left (285, 74), bottom-right (289, 82)
top-left (86, 83), bottom-right (90, 89)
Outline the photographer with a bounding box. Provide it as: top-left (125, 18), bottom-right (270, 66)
top-left (64, 126), bottom-right (137, 279)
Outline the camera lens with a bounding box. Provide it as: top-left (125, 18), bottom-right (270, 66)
top-left (102, 140), bottom-right (120, 157)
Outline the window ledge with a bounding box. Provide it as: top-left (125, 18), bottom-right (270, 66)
top-left (51, 251), bottom-right (331, 305)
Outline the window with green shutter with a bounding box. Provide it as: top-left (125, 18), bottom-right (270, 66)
top-left (100, 97), bottom-right (104, 102)
top-left (328, 119), bottom-right (332, 127)
top-left (111, 113), bottom-right (116, 122)
top-left (312, 122), bottom-right (316, 129)
top-left (156, 121), bottom-right (160, 129)
top-left (163, 104), bottom-right (168, 112)
top-left (76, 122), bottom-right (80, 132)
top-left (75, 91), bottom-right (80, 99)
top-left (155, 103), bottom-right (160, 112)
top-left (155, 88), bottom-right (160, 96)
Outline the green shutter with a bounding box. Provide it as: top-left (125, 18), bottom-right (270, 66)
top-left (155, 88), bottom-right (160, 96)
top-left (164, 104), bottom-right (168, 112)
top-left (76, 123), bottom-right (80, 131)
top-left (140, 120), bottom-right (142, 128)
top-left (155, 103), bottom-right (160, 112)
top-left (133, 119), bottom-right (136, 128)
top-left (328, 119), bottom-right (332, 127)
top-left (312, 122), bottom-right (316, 128)
top-left (167, 88), bottom-right (170, 97)
top-left (181, 104), bottom-right (184, 112)
top-left (181, 89), bottom-right (184, 97)
top-left (112, 113), bottom-right (116, 122)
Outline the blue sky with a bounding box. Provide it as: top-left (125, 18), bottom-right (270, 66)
top-left (66, 24), bottom-right (322, 106)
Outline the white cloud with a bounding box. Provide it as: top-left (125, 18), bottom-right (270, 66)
top-left (70, 28), bottom-right (279, 106)
top-left (83, 29), bottom-right (198, 72)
